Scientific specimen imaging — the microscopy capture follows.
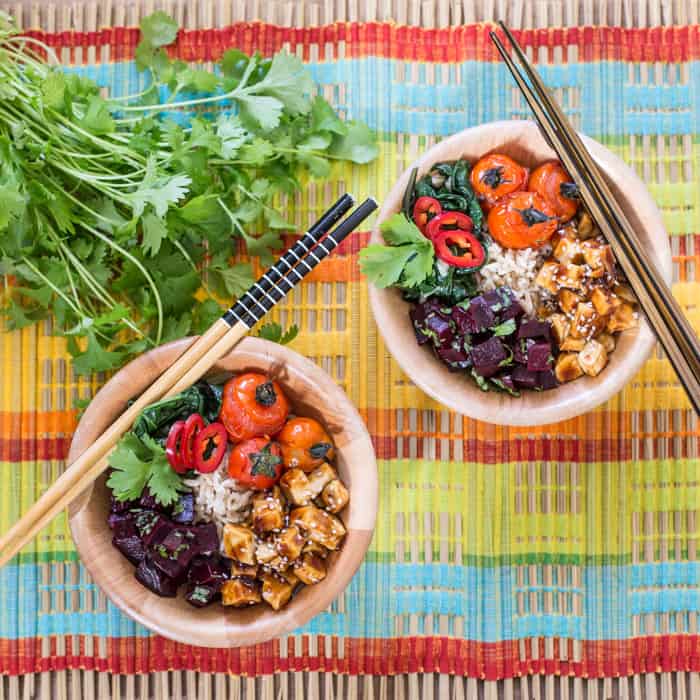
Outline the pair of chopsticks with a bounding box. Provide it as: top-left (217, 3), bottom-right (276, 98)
top-left (0, 195), bottom-right (378, 568)
top-left (491, 23), bottom-right (700, 415)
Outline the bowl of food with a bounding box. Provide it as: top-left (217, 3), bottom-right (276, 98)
top-left (68, 337), bottom-right (377, 647)
top-left (365, 120), bottom-right (672, 425)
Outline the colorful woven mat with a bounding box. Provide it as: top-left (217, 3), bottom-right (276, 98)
top-left (1, 0), bottom-right (699, 697)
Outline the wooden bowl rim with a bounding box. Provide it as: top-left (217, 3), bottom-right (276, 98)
top-left (68, 336), bottom-right (378, 647)
top-left (369, 120), bottom-right (673, 426)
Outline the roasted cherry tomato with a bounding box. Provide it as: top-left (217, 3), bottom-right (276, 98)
top-left (426, 211), bottom-right (473, 240)
top-left (227, 437), bottom-right (284, 489)
top-left (528, 161), bottom-right (580, 223)
top-left (193, 422), bottom-right (228, 474)
top-left (412, 196), bottom-right (442, 235)
top-left (470, 153), bottom-right (529, 207)
top-left (432, 229), bottom-right (486, 269)
top-left (220, 373), bottom-right (290, 442)
top-left (276, 417), bottom-right (335, 472)
top-left (487, 191), bottom-right (558, 249)
top-left (181, 413), bottom-right (204, 469)
top-left (165, 420), bottom-right (187, 474)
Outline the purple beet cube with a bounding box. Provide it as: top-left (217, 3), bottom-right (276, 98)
top-left (109, 512), bottom-right (140, 540)
top-left (470, 337), bottom-right (507, 378)
top-left (113, 535), bottom-right (146, 566)
top-left (527, 341), bottom-right (554, 372)
top-left (135, 512), bottom-right (173, 547)
top-left (171, 493), bottom-right (195, 525)
top-left (185, 583), bottom-right (219, 608)
top-left (436, 345), bottom-right (471, 371)
top-left (424, 313), bottom-right (454, 346)
top-left (512, 365), bottom-right (538, 389)
top-left (463, 296), bottom-right (496, 334)
top-left (188, 554), bottom-right (230, 590)
top-left (151, 528), bottom-right (196, 579)
top-left (110, 493), bottom-right (138, 514)
top-left (497, 373), bottom-right (517, 393)
top-left (517, 319), bottom-right (551, 341)
top-left (536, 368), bottom-right (558, 391)
top-left (188, 522), bottom-right (219, 556)
top-left (514, 338), bottom-right (534, 365)
top-left (500, 298), bottom-right (524, 322)
top-left (135, 556), bottom-right (179, 597)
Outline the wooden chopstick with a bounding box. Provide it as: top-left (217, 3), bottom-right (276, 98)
top-left (0, 196), bottom-right (377, 568)
top-left (490, 25), bottom-right (700, 414)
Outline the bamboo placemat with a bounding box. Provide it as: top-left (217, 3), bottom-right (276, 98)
top-left (0, 0), bottom-right (699, 698)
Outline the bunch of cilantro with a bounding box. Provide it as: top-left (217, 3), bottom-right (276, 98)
top-left (0, 11), bottom-right (377, 374)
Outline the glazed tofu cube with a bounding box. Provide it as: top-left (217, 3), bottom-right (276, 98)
top-left (306, 463), bottom-right (337, 499)
top-left (590, 286), bottom-right (615, 316)
top-left (293, 553), bottom-right (327, 586)
top-left (535, 260), bottom-right (559, 294)
top-left (555, 263), bottom-right (585, 290)
top-left (321, 479), bottom-right (350, 514)
top-left (279, 469), bottom-right (312, 506)
top-left (548, 313), bottom-right (570, 345)
top-left (582, 242), bottom-right (615, 277)
top-left (578, 339), bottom-right (608, 377)
top-left (260, 572), bottom-right (296, 611)
top-left (554, 234), bottom-right (582, 264)
top-left (303, 541), bottom-right (329, 559)
top-left (276, 526), bottom-right (305, 562)
top-left (597, 332), bottom-right (616, 353)
top-left (606, 302), bottom-right (638, 333)
top-left (558, 288), bottom-right (582, 315)
top-left (252, 487), bottom-right (285, 533)
top-left (267, 556), bottom-right (292, 573)
top-left (555, 353), bottom-right (584, 383)
top-left (290, 505), bottom-right (347, 551)
top-left (230, 560), bottom-right (258, 578)
top-left (255, 539), bottom-right (277, 564)
top-left (613, 283), bottom-right (636, 303)
top-left (222, 524), bottom-right (256, 565)
top-left (576, 211), bottom-right (595, 239)
top-left (570, 302), bottom-right (605, 339)
top-left (559, 336), bottom-right (586, 352)
top-left (221, 577), bottom-right (261, 607)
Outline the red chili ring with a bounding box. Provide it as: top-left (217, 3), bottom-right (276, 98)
top-left (165, 420), bottom-right (187, 473)
top-left (193, 422), bottom-right (228, 474)
top-left (181, 413), bottom-right (204, 469)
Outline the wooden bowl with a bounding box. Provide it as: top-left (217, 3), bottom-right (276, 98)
top-left (68, 337), bottom-right (378, 647)
top-left (369, 120), bottom-right (673, 425)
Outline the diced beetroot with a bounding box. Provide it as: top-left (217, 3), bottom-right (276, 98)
top-left (188, 554), bottom-right (230, 590)
top-left (151, 528), bottom-right (197, 580)
top-left (537, 369), bottom-right (558, 391)
top-left (463, 296), bottom-right (495, 334)
top-left (470, 337), bottom-right (507, 378)
top-left (188, 523), bottom-right (219, 556)
top-left (171, 493), bottom-right (195, 525)
top-left (109, 512), bottom-right (140, 540)
top-left (135, 556), bottom-right (179, 597)
top-left (514, 338), bottom-right (534, 365)
top-left (497, 373), bottom-right (517, 393)
top-left (500, 298), bottom-right (524, 322)
top-left (436, 345), bottom-right (471, 370)
top-left (517, 319), bottom-right (551, 341)
top-left (527, 341), bottom-right (554, 372)
top-left (110, 494), bottom-right (138, 514)
top-left (113, 535), bottom-right (146, 566)
top-left (185, 583), bottom-right (219, 608)
top-left (512, 365), bottom-right (539, 389)
top-left (135, 512), bottom-right (173, 547)
top-left (424, 314), bottom-right (454, 346)
top-left (451, 306), bottom-right (471, 336)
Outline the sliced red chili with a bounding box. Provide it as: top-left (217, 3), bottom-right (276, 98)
top-left (165, 420), bottom-right (187, 474)
top-left (193, 422), bottom-right (228, 474)
top-left (181, 413), bottom-right (204, 469)
top-left (425, 211), bottom-right (473, 241)
top-left (412, 196), bottom-right (442, 235)
top-left (432, 229), bottom-right (486, 270)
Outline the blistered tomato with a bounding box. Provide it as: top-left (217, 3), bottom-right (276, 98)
top-left (276, 417), bottom-right (335, 472)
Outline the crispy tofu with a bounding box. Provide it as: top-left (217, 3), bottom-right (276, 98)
top-left (597, 332), bottom-right (616, 353)
top-left (553, 234), bottom-right (583, 264)
top-left (306, 463), bottom-right (337, 499)
top-left (303, 541), bottom-right (329, 559)
top-left (576, 211), bottom-right (595, 239)
top-left (222, 524), bottom-right (256, 565)
top-left (590, 286), bottom-right (615, 316)
top-left (555, 353), bottom-right (584, 383)
top-left (260, 572), bottom-right (297, 611)
top-left (230, 560), bottom-right (258, 578)
top-left (548, 313), bottom-right (570, 345)
top-left (570, 302), bottom-right (606, 339)
top-left (255, 539), bottom-right (278, 564)
top-left (559, 336), bottom-right (586, 352)
top-left (221, 577), bottom-right (261, 607)
top-left (613, 283), bottom-right (636, 303)
top-left (535, 260), bottom-right (559, 294)
top-left (279, 469), bottom-right (312, 506)
top-left (582, 242), bottom-right (614, 277)
top-left (555, 263), bottom-right (586, 290)
top-left (290, 505), bottom-right (347, 551)
top-left (294, 553), bottom-right (327, 586)
top-left (606, 302), bottom-right (638, 333)
top-left (321, 479), bottom-right (350, 514)
top-left (266, 556), bottom-right (292, 573)
top-left (578, 339), bottom-right (608, 377)
top-left (252, 487), bottom-right (285, 533)
top-left (276, 525), bottom-right (305, 562)
top-left (558, 288), bottom-right (582, 315)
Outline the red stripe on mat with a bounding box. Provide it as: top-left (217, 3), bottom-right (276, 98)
top-left (20, 24), bottom-right (698, 63)
top-left (1, 634), bottom-right (699, 678)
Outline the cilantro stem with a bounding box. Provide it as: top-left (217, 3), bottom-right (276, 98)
top-left (20, 257), bottom-right (84, 318)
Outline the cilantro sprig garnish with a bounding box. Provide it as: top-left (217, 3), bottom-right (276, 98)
top-left (0, 10), bottom-right (377, 376)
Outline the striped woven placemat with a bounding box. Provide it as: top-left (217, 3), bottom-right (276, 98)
top-left (0, 1), bottom-right (699, 698)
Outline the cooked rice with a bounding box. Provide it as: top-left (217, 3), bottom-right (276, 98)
top-left (183, 450), bottom-right (253, 538)
top-left (477, 240), bottom-right (550, 316)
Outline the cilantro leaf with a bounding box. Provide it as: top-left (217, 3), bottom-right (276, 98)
top-left (247, 51), bottom-right (313, 116)
top-left (216, 114), bottom-right (247, 158)
top-left (209, 261), bottom-right (254, 299)
top-left (310, 96), bottom-right (348, 135)
top-left (140, 11), bottom-right (178, 48)
top-left (127, 161), bottom-right (191, 217)
top-left (80, 96), bottom-right (115, 134)
top-left (358, 244), bottom-right (417, 288)
top-left (141, 211), bottom-right (169, 256)
top-left (70, 328), bottom-right (125, 375)
top-left (237, 95), bottom-right (284, 131)
top-left (147, 455), bottom-right (187, 507)
top-left (380, 213), bottom-right (426, 246)
top-left (0, 178), bottom-right (25, 229)
top-left (329, 120), bottom-right (379, 164)
top-left (257, 322), bottom-right (298, 345)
